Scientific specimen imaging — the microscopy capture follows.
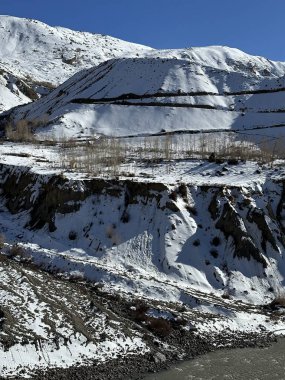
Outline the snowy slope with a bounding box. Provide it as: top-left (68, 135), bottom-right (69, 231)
top-left (0, 251), bottom-right (147, 378)
top-left (0, 15), bottom-right (151, 85)
top-left (0, 146), bottom-right (284, 307)
top-left (5, 48), bottom-right (285, 139)
top-left (0, 145), bottom-right (285, 376)
top-left (0, 67), bottom-right (35, 112)
top-left (0, 149), bottom-right (284, 327)
top-left (0, 15), bottom-right (151, 112)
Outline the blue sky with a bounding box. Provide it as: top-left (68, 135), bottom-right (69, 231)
top-left (1, 0), bottom-right (285, 61)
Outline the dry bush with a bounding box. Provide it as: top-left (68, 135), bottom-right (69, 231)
top-left (60, 136), bottom-right (126, 176)
top-left (59, 131), bottom-right (285, 176)
top-left (269, 291), bottom-right (285, 309)
top-left (147, 317), bottom-right (172, 337)
top-left (5, 115), bottom-right (49, 143)
top-left (132, 302), bottom-right (149, 322)
top-left (5, 120), bottom-right (34, 142)
top-left (8, 244), bottom-right (25, 258)
top-left (0, 234), bottom-right (5, 249)
top-left (273, 296), bottom-right (285, 307)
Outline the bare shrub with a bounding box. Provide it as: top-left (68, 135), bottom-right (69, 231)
top-left (105, 224), bottom-right (120, 245)
top-left (148, 317), bottom-right (172, 337)
top-left (193, 239), bottom-right (200, 247)
top-left (273, 296), bottom-right (285, 307)
top-left (132, 301), bottom-right (149, 322)
top-left (5, 114), bottom-right (50, 143)
top-left (211, 236), bottom-right (221, 246)
top-left (58, 130), bottom-right (285, 177)
top-left (5, 120), bottom-right (34, 142)
top-left (8, 244), bottom-right (25, 258)
top-left (68, 231), bottom-right (77, 240)
top-left (60, 136), bottom-right (126, 176)
top-left (0, 234), bottom-right (5, 249)
top-left (268, 294), bottom-right (285, 310)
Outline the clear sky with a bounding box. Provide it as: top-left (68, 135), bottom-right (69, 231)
top-left (1, 0), bottom-right (285, 61)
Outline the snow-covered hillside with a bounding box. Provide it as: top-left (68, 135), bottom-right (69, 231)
top-left (0, 67), bottom-right (37, 112)
top-left (2, 16), bottom-right (285, 140)
top-left (2, 16), bottom-right (285, 378)
top-left (5, 47), bottom-right (285, 140)
top-left (0, 15), bottom-right (151, 112)
top-left (0, 16), bottom-right (151, 85)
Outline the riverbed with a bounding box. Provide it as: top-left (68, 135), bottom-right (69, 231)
top-left (145, 338), bottom-right (285, 380)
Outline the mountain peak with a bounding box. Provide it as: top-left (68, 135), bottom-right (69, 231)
top-left (0, 14), bottom-right (152, 85)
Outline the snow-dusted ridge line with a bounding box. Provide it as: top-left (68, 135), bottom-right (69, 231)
top-left (2, 16), bottom-right (285, 139)
top-left (0, 15), bottom-right (152, 113)
top-left (0, 15), bottom-right (152, 84)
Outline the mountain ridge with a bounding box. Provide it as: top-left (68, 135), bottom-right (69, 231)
top-left (0, 15), bottom-right (152, 112)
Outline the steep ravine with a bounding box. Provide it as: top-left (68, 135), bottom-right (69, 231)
top-left (0, 163), bottom-right (285, 378)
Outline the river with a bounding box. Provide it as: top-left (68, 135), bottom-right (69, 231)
top-left (145, 338), bottom-right (285, 380)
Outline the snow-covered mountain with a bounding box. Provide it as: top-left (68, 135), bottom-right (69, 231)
top-left (2, 17), bottom-right (285, 375)
top-left (4, 46), bottom-right (285, 139)
top-left (0, 15), bottom-right (151, 112)
top-left (2, 16), bottom-right (285, 141)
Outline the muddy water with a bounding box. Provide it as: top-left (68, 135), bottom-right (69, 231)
top-left (145, 339), bottom-right (285, 380)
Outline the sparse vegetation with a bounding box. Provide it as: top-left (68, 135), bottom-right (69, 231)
top-left (57, 132), bottom-right (285, 177)
top-left (265, 294), bottom-right (285, 310)
top-left (0, 234), bottom-right (5, 249)
top-left (8, 243), bottom-right (25, 258)
top-left (193, 239), bottom-right (200, 247)
top-left (5, 116), bottom-right (49, 142)
top-left (5, 120), bottom-right (34, 142)
top-left (211, 236), bottom-right (221, 246)
top-left (147, 317), bottom-right (172, 337)
top-left (210, 249), bottom-right (219, 258)
top-left (68, 231), bottom-right (77, 240)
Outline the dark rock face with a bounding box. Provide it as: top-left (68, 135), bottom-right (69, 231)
top-left (28, 176), bottom-right (86, 231)
top-left (0, 164), bottom-right (284, 378)
top-left (0, 164), bottom-right (283, 271)
top-left (1, 166), bottom-right (35, 213)
top-left (276, 180), bottom-right (285, 234)
top-left (0, 166), bottom-right (169, 234)
top-left (216, 201), bottom-right (267, 267)
top-left (247, 207), bottom-right (279, 252)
